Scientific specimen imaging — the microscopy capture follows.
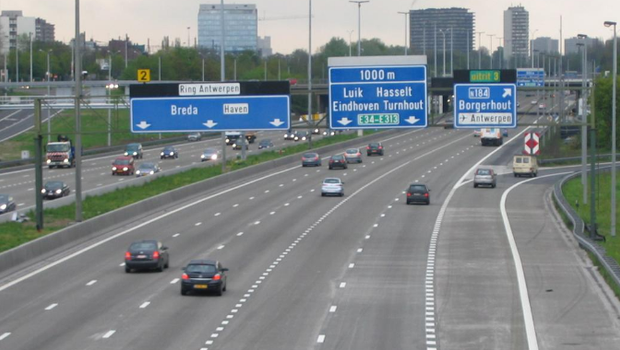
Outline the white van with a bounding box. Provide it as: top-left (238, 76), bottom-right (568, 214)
top-left (513, 155), bottom-right (538, 177)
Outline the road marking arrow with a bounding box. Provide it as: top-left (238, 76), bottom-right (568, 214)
top-left (502, 88), bottom-right (512, 98)
top-left (337, 117), bottom-right (353, 126)
top-left (135, 121), bottom-right (151, 129)
top-left (404, 116), bottom-right (420, 124)
top-left (203, 120), bottom-right (218, 128)
top-left (270, 118), bottom-right (285, 127)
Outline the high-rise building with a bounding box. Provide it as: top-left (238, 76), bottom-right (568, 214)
top-left (0, 11), bottom-right (55, 54)
top-left (257, 36), bottom-right (272, 57)
top-left (531, 37), bottom-right (559, 54)
top-left (409, 8), bottom-right (475, 55)
top-left (503, 6), bottom-right (529, 62)
top-left (564, 36), bottom-right (602, 55)
top-left (35, 18), bottom-right (55, 43)
top-left (197, 3), bottom-right (257, 52)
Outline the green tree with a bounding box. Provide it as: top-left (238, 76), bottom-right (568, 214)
top-left (593, 75), bottom-right (620, 149)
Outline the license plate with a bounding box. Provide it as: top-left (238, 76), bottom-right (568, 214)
top-left (414, 193), bottom-right (422, 196)
top-left (194, 285), bottom-right (208, 289)
top-left (137, 255), bottom-right (146, 259)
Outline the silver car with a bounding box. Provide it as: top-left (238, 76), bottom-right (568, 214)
top-left (187, 133), bottom-right (202, 141)
top-left (321, 177), bottom-right (344, 197)
top-left (473, 168), bottom-right (497, 188)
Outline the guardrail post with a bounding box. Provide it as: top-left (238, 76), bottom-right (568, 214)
top-left (34, 98), bottom-right (44, 230)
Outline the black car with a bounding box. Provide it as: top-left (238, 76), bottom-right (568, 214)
top-left (406, 183), bottom-right (430, 205)
top-left (294, 131), bottom-right (311, 142)
top-left (160, 146), bottom-right (179, 159)
top-left (258, 139), bottom-right (274, 149)
top-left (125, 240), bottom-right (169, 273)
top-left (201, 148), bottom-right (220, 161)
top-left (41, 181), bottom-right (70, 199)
top-left (328, 154), bottom-right (348, 170)
top-left (124, 143), bottom-right (144, 159)
top-left (136, 162), bottom-right (161, 177)
top-left (284, 130), bottom-right (297, 140)
top-left (0, 194), bottom-right (16, 214)
top-left (301, 152), bottom-right (322, 167)
top-left (181, 259), bottom-right (228, 296)
top-left (367, 142), bottom-right (384, 156)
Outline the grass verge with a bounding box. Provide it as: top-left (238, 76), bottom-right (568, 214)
top-left (0, 131), bottom-right (362, 253)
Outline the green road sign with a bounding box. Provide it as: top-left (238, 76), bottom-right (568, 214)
top-left (357, 113), bottom-right (399, 125)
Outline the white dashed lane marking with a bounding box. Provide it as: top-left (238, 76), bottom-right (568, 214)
top-left (102, 330), bottom-right (116, 339)
top-left (0, 333), bottom-right (10, 341)
top-left (170, 278), bottom-right (180, 284)
top-left (45, 303), bottom-right (58, 310)
top-left (86, 280), bottom-right (97, 286)
top-left (139, 302), bottom-right (151, 309)
top-left (317, 335), bottom-right (326, 343)
top-left (173, 233), bottom-right (180, 238)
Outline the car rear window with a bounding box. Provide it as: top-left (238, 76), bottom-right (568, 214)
top-left (346, 149), bottom-right (358, 153)
top-left (130, 242), bottom-right (156, 251)
top-left (476, 169), bottom-right (491, 175)
top-left (186, 264), bottom-right (217, 274)
top-left (324, 178), bottom-right (340, 184)
top-left (303, 153), bottom-right (317, 158)
top-left (332, 155), bottom-right (344, 160)
top-left (369, 143), bottom-right (379, 147)
top-left (409, 185), bottom-right (426, 192)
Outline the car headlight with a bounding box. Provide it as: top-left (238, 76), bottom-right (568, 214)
top-left (226, 138), bottom-right (230, 143)
top-left (211, 154), bottom-right (217, 160)
top-left (123, 167), bottom-right (128, 171)
top-left (124, 152), bottom-right (129, 155)
top-left (0, 204), bottom-right (6, 210)
top-left (55, 189), bottom-right (62, 194)
top-left (46, 159), bottom-right (51, 163)
top-left (133, 152), bottom-right (137, 156)
top-left (160, 152), bottom-right (164, 156)
top-left (169, 152), bottom-right (174, 155)
top-left (136, 170), bottom-right (141, 174)
top-left (150, 171), bottom-right (154, 175)
top-left (63, 159), bottom-right (69, 163)
top-left (112, 166), bottom-right (117, 171)
top-left (41, 189), bottom-right (46, 194)
top-left (302, 136), bottom-right (307, 140)
top-left (284, 134), bottom-right (287, 137)
top-left (201, 154), bottom-right (206, 158)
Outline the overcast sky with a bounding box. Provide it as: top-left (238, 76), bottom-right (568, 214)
top-left (2, 0), bottom-right (618, 54)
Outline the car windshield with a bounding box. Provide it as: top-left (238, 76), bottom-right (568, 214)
top-left (476, 169), bottom-right (491, 175)
top-left (409, 185), bottom-right (427, 192)
top-left (303, 153), bottom-right (317, 158)
top-left (298, 131), bottom-right (308, 136)
top-left (260, 139), bottom-right (271, 144)
top-left (45, 181), bottom-right (64, 189)
top-left (163, 147), bottom-right (174, 152)
top-left (125, 144), bottom-right (139, 151)
top-left (130, 242), bottom-right (157, 251)
top-left (324, 178), bottom-right (341, 184)
top-left (0, 194), bottom-right (9, 201)
top-left (47, 143), bottom-right (70, 152)
top-left (139, 163), bottom-right (156, 170)
top-left (114, 159), bottom-right (131, 165)
top-left (186, 264), bottom-right (217, 274)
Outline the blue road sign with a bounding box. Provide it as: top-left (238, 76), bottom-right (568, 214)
top-left (517, 68), bottom-right (545, 87)
top-left (130, 95), bottom-right (290, 133)
top-left (329, 65), bottom-right (427, 129)
top-left (454, 84), bottom-right (517, 129)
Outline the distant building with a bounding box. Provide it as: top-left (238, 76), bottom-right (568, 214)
top-left (503, 6), bottom-right (529, 62)
top-left (197, 3), bottom-right (258, 52)
top-left (0, 11), bottom-right (55, 54)
top-left (564, 36), bottom-right (602, 55)
top-left (35, 18), bottom-right (55, 43)
top-left (108, 36), bottom-right (144, 61)
top-left (531, 37), bottom-right (559, 54)
top-left (409, 8), bottom-right (475, 55)
top-left (257, 36), bottom-right (272, 57)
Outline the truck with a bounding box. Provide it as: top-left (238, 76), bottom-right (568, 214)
top-left (45, 135), bottom-right (75, 168)
top-left (480, 128), bottom-right (503, 146)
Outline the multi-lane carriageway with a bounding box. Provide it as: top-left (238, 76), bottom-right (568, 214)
top-left (0, 109), bottom-right (619, 350)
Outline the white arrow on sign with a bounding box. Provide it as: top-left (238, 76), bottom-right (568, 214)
top-left (270, 118), bottom-right (285, 127)
top-left (502, 88), bottom-right (512, 98)
top-left (404, 116), bottom-right (420, 124)
top-left (135, 121), bottom-right (151, 129)
top-left (203, 120), bottom-right (218, 128)
top-left (337, 117), bottom-right (353, 126)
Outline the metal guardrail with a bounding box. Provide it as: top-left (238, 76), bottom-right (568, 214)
top-left (553, 169), bottom-right (620, 291)
top-left (541, 154), bottom-right (620, 164)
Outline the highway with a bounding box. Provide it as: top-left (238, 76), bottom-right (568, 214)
top-left (1, 112), bottom-right (618, 349)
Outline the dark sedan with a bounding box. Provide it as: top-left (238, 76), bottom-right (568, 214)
top-left (160, 146), bottom-right (179, 159)
top-left (328, 154), bottom-right (348, 170)
top-left (367, 142), bottom-right (384, 156)
top-left (406, 183), bottom-right (430, 205)
top-left (125, 240), bottom-right (169, 273)
top-left (41, 181), bottom-right (70, 199)
top-left (181, 259), bottom-right (228, 296)
top-left (301, 152), bottom-right (322, 167)
top-left (201, 148), bottom-right (220, 161)
top-left (0, 194), bottom-right (16, 214)
top-left (136, 162), bottom-right (161, 177)
top-left (294, 131), bottom-right (311, 142)
top-left (258, 139), bottom-right (274, 149)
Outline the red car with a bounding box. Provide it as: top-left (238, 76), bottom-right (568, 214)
top-left (112, 156), bottom-right (135, 176)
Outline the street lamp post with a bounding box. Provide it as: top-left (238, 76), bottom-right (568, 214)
top-left (439, 29), bottom-right (447, 77)
top-left (124, 34), bottom-right (128, 68)
top-left (350, 1), bottom-right (369, 56)
top-left (434, 23), bottom-right (437, 77)
top-left (450, 27), bottom-right (453, 75)
top-left (187, 27), bottom-right (191, 48)
top-left (530, 29), bottom-right (538, 68)
top-left (487, 34), bottom-right (495, 69)
top-left (15, 36), bottom-right (19, 82)
top-left (398, 11), bottom-right (409, 55)
top-left (347, 30), bottom-right (354, 57)
top-left (476, 31), bottom-right (484, 69)
top-left (29, 32), bottom-right (33, 82)
top-left (605, 20), bottom-right (617, 236)
top-left (466, 30), bottom-right (470, 69)
top-left (578, 33), bottom-right (589, 205)
top-left (497, 37), bottom-right (503, 69)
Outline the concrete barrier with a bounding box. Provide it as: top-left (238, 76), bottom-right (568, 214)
top-left (0, 130), bottom-right (399, 277)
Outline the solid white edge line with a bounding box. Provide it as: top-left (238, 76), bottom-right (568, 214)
top-left (0, 332), bottom-right (10, 341)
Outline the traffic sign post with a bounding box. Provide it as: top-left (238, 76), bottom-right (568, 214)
top-left (454, 83), bottom-right (517, 128)
top-left (131, 95), bottom-right (290, 133)
top-left (329, 65), bottom-right (428, 129)
top-left (523, 132), bottom-right (540, 155)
